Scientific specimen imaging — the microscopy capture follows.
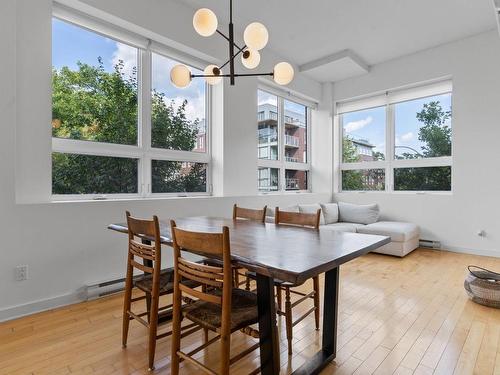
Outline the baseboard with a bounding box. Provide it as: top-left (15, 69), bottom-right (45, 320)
top-left (434, 245), bottom-right (500, 258)
top-left (0, 289), bottom-right (86, 323)
top-left (1, 244), bottom-right (498, 323)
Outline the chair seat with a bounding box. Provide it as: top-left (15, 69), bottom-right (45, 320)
top-left (245, 271), bottom-right (299, 288)
top-left (182, 288), bottom-right (258, 332)
top-left (135, 269), bottom-right (199, 295)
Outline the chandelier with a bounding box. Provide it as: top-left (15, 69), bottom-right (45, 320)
top-left (170, 0), bottom-right (294, 88)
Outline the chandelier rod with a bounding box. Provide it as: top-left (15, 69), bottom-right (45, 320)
top-left (228, 0), bottom-right (235, 85)
top-left (216, 30), bottom-right (243, 51)
top-left (220, 44), bottom-right (246, 70)
top-left (191, 72), bottom-right (273, 78)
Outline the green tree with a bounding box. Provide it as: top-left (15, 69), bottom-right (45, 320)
top-left (394, 101), bottom-right (452, 190)
top-left (52, 59), bottom-right (205, 194)
top-left (341, 137), bottom-right (364, 190)
top-left (341, 137), bottom-right (385, 191)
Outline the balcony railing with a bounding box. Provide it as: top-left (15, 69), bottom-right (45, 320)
top-left (284, 134), bottom-right (300, 147)
top-left (285, 156), bottom-right (300, 163)
top-left (285, 116), bottom-right (305, 127)
top-left (258, 111), bottom-right (278, 122)
top-left (286, 178), bottom-right (300, 190)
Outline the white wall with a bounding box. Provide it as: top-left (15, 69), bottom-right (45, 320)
top-left (333, 31), bottom-right (500, 257)
top-left (0, 0), bottom-right (332, 321)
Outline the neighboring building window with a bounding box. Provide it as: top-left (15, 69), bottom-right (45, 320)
top-left (338, 81), bottom-right (452, 192)
top-left (257, 89), bottom-right (311, 193)
top-left (51, 17), bottom-right (210, 198)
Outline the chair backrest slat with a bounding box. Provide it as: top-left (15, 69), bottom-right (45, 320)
top-left (171, 220), bottom-right (232, 306)
top-left (179, 284), bottom-right (222, 305)
top-left (173, 228), bottom-right (225, 256)
top-left (126, 211), bottom-right (162, 276)
top-left (233, 204), bottom-right (267, 222)
top-left (275, 207), bottom-right (321, 229)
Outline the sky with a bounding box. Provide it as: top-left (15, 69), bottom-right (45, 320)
top-left (52, 18), bottom-right (206, 122)
top-left (343, 93), bottom-right (452, 158)
top-left (258, 90), bottom-right (306, 121)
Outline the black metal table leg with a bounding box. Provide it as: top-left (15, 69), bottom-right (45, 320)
top-left (291, 266), bottom-right (339, 375)
top-left (256, 273), bottom-right (280, 375)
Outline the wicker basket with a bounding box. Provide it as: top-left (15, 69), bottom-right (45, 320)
top-left (464, 265), bottom-right (500, 308)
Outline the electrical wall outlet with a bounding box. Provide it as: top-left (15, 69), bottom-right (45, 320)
top-left (15, 265), bottom-right (28, 281)
top-left (477, 230), bottom-right (486, 237)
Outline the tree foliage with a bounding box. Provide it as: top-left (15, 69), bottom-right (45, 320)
top-left (342, 100), bottom-right (452, 191)
top-left (342, 137), bottom-right (385, 191)
top-left (394, 101), bottom-right (451, 190)
top-left (52, 59), bottom-right (205, 195)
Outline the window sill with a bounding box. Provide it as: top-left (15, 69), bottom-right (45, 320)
top-left (336, 190), bottom-right (453, 196)
top-left (16, 190), bottom-right (320, 205)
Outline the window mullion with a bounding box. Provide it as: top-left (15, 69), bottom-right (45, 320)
top-left (140, 48), bottom-right (152, 196)
top-left (278, 96), bottom-right (285, 191)
top-left (386, 103), bottom-right (395, 192)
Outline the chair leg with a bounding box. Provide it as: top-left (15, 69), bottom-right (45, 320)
top-left (147, 293), bottom-right (160, 371)
top-left (203, 328), bottom-right (209, 344)
top-left (313, 276), bottom-right (320, 331)
top-left (170, 288), bottom-right (182, 375)
top-left (276, 285), bottom-right (282, 313)
top-left (145, 292), bottom-right (152, 323)
top-left (220, 329), bottom-right (231, 375)
top-left (285, 287), bottom-right (293, 356)
top-left (122, 264), bottom-right (133, 348)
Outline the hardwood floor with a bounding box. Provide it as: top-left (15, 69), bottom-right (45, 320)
top-left (1, 248), bottom-right (500, 375)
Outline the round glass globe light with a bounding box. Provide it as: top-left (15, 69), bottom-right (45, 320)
top-left (204, 65), bottom-right (222, 85)
top-left (241, 49), bottom-right (261, 69)
top-left (170, 64), bottom-right (192, 88)
top-left (193, 8), bottom-right (218, 37)
top-left (243, 22), bottom-right (269, 50)
top-left (273, 62), bottom-right (294, 85)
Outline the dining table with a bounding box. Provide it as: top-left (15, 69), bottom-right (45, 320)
top-left (108, 216), bottom-right (390, 375)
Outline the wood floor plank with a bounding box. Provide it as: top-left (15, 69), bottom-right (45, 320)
top-left (1, 249), bottom-right (500, 375)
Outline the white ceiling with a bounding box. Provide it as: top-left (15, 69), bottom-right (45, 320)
top-left (183, 0), bottom-right (497, 81)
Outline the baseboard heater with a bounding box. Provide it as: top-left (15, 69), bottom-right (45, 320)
top-left (86, 272), bottom-right (156, 300)
top-left (419, 239), bottom-right (441, 249)
top-left (86, 277), bottom-right (127, 300)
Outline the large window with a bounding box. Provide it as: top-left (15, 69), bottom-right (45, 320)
top-left (51, 16), bottom-right (210, 198)
top-left (257, 89), bottom-right (311, 192)
top-left (338, 81), bottom-right (452, 192)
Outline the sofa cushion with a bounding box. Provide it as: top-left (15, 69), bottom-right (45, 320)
top-left (320, 203), bottom-right (339, 224)
top-left (338, 202), bottom-right (380, 225)
top-left (298, 204), bottom-right (325, 225)
top-left (320, 222), bottom-right (365, 233)
top-left (357, 221), bottom-right (419, 242)
top-left (266, 205), bottom-right (299, 218)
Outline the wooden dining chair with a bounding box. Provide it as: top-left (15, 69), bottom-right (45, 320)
top-left (122, 212), bottom-right (199, 371)
top-left (205, 204), bottom-right (267, 288)
top-left (275, 207), bottom-right (321, 355)
top-left (170, 220), bottom-right (260, 375)
top-left (247, 207), bottom-right (322, 355)
top-left (233, 204), bottom-right (266, 287)
top-left (232, 203), bottom-right (267, 222)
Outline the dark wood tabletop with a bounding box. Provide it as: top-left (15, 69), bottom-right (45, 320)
top-left (108, 216), bottom-right (390, 285)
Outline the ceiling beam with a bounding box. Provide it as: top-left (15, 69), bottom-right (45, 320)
top-left (298, 49), bottom-right (369, 73)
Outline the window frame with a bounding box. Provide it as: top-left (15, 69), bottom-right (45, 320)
top-left (51, 11), bottom-right (212, 201)
top-left (257, 87), bottom-right (312, 194)
top-left (337, 81), bottom-right (453, 194)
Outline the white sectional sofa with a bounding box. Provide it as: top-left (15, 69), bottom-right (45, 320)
top-left (267, 202), bottom-right (420, 257)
